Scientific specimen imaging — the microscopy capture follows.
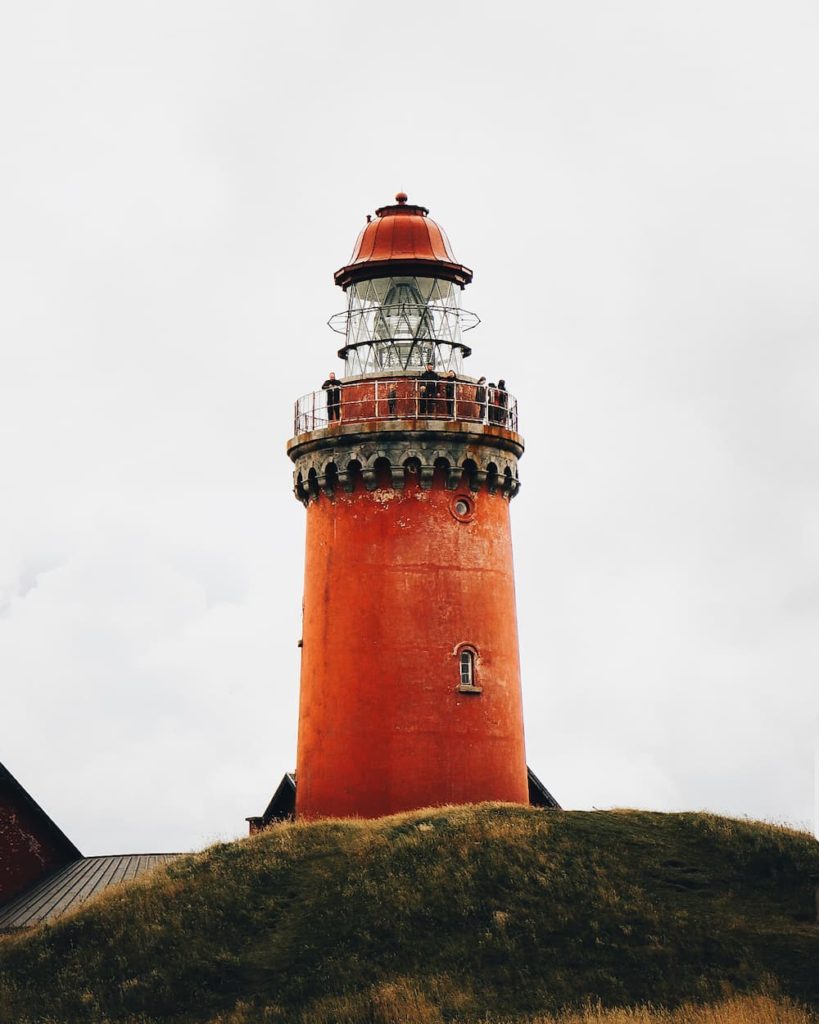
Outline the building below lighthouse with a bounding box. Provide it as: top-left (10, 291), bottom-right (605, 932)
top-left (249, 193), bottom-right (559, 827)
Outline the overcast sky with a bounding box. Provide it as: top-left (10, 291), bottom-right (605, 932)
top-left (1, 2), bottom-right (817, 854)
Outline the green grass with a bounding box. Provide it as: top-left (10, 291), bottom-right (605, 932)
top-left (1, 805), bottom-right (817, 1023)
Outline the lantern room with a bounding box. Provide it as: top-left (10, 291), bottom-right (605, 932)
top-left (329, 193), bottom-right (479, 377)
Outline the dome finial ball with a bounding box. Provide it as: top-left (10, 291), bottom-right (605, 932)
top-left (395, 191), bottom-right (408, 204)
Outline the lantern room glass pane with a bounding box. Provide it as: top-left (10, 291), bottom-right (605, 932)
top-left (343, 340), bottom-right (464, 377)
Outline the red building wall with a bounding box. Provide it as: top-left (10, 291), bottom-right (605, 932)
top-left (0, 787), bottom-right (78, 905)
top-left (295, 470), bottom-right (529, 819)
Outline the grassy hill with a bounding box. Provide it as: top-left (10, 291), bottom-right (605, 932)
top-left (1, 805), bottom-right (817, 1023)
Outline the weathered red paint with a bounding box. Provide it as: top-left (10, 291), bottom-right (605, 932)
top-left (295, 470), bottom-right (528, 819)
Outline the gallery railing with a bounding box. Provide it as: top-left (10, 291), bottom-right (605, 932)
top-left (294, 379), bottom-right (518, 435)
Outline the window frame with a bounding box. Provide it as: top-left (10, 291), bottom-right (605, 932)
top-left (449, 493), bottom-right (476, 523)
top-left (454, 643), bottom-right (482, 694)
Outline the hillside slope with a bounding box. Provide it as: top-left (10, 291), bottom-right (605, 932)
top-left (1, 805), bottom-right (817, 1023)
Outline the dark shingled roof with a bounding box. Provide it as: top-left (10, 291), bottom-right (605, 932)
top-left (0, 853), bottom-right (180, 932)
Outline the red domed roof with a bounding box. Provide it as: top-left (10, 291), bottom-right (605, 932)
top-left (334, 193), bottom-right (473, 289)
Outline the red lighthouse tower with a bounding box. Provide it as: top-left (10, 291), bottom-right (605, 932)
top-left (289, 194), bottom-right (532, 820)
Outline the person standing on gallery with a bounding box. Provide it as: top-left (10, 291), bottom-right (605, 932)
top-left (487, 382), bottom-right (498, 423)
top-left (444, 369), bottom-right (457, 417)
top-left (496, 379), bottom-right (509, 427)
top-left (474, 376), bottom-right (487, 422)
top-left (322, 372), bottom-right (341, 422)
top-left (418, 364), bottom-right (438, 416)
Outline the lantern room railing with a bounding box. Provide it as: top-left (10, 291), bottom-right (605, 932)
top-left (327, 304), bottom-right (480, 342)
top-left (293, 379), bottom-right (518, 435)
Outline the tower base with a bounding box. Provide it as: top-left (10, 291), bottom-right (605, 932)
top-left (246, 768), bottom-right (559, 833)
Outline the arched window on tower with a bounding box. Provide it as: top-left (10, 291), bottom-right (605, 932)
top-left (456, 646), bottom-right (481, 693)
top-left (460, 649), bottom-right (474, 687)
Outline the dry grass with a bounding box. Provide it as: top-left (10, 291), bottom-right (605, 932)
top-left (209, 991), bottom-right (816, 1024)
top-left (534, 994), bottom-right (817, 1024)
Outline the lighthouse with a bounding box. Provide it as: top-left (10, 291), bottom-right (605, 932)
top-left (288, 193), bottom-right (534, 820)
